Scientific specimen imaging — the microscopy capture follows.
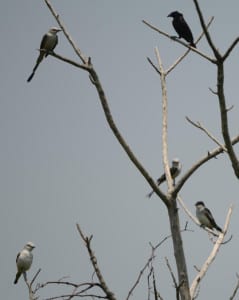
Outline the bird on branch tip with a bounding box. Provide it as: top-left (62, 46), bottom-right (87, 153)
top-left (195, 201), bottom-right (223, 233)
top-left (167, 11), bottom-right (196, 48)
top-left (14, 242), bottom-right (35, 284)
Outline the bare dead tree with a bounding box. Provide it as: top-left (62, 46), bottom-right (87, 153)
top-left (21, 0), bottom-right (239, 299)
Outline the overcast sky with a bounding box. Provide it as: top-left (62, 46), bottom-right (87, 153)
top-left (1, 1), bottom-right (239, 299)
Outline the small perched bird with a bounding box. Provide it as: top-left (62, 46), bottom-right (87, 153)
top-left (167, 11), bottom-right (196, 48)
top-left (27, 27), bottom-right (61, 82)
top-left (195, 201), bottom-right (222, 232)
top-left (14, 242), bottom-right (35, 284)
top-left (147, 158), bottom-right (182, 198)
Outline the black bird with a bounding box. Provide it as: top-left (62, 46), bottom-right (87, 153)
top-left (147, 158), bottom-right (182, 198)
top-left (167, 11), bottom-right (196, 48)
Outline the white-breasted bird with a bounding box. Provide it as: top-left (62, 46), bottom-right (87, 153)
top-left (27, 27), bottom-right (61, 82)
top-left (195, 201), bottom-right (222, 233)
top-left (147, 158), bottom-right (182, 198)
top-left (14, 242), bottom-right (35, 284)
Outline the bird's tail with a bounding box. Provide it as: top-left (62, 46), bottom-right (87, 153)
top-left (27, 51), bottom-right (44, 82)
top-left (14, 271), bottom-right (21, 284)
top-left (215, 225), bottom-right (223, 233)
top-left (146, 190), bottom-right (154, 198)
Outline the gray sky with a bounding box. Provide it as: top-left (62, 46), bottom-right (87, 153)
top-left (1, 1), bottom-right (239, 299)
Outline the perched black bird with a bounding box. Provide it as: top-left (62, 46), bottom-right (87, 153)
top-left (147, 158), bottom-right (181, 198)
top-left (167, 11), bottom-right (196, 48)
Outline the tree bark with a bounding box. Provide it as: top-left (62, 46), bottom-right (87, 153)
top-left (168, 197), bottom-right (191, 300)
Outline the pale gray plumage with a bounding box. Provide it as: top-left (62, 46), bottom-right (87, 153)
top-left (14, 242), bottom-right (35, 284)
top-left (27, 27), bottom-right (61, 82)
top-left (195, 201), bottom-right (222, 232)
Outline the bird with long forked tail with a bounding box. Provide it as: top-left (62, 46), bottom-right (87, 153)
top-left (27, 27), bottom-right (61, 82)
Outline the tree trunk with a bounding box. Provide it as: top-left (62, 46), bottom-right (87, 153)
top-left (168, 197), bottom-right (191, 300)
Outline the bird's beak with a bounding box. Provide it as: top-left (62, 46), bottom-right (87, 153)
top-left (167, 14), bottom-right (172, 18)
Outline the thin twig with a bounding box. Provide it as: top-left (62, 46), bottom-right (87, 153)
top-left (76, 224), bottom-right (117, 300)
top-left (186, 116), bottom-right (227, 152)
top-left (229, 273), bottom-right (239, 300)
top-left (192, 0), bottom-right (220, 59)
top-left (44, 0), bottom-right (87, 64)
top-left (142, 20), bottom-right (215, 63)
top-left (223, 37), bottom-right (239, 61)
top-left (147, 57), bottom-right (161, 75)
top-left (173, 135), bottom-right (239, 196)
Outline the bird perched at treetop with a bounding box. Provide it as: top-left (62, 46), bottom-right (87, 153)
top-left (167, 11), bottom-right (196, 48)
top-left (14, 242), bottom-right (35, 284)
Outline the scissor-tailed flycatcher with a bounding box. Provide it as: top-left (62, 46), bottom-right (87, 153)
top-left (147, 158), bottom-right (181, 198)
top-left (14, 242), bottom-right (35, 284)
top-left (195, 201), bottom-right (223, 232)
top-left (27, 27), bottom-right (61, 82)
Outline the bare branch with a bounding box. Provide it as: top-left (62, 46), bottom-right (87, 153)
top-left (216, 63), bottom-right (239, 178)
top-left (166, 17), bottom-right (215, 74)
top-left (147, 57), bottom-right (161, 75)
top-left (142, 20), bottom-right (215, 63)
top-left (186, 116), bottom-right (227, 152)
top-left (152, 267), bottom-right (164, 300)
top-left (173, 135), bottom-right (239, 195)
top-left (88, 62), bottom-right (168, 204)
top-left (165, 257), bottom-right (177, 289)
top-left (229, 273), bottom-right (239, 300)
top-left (209, 87), bottom-right (217, 95)
top-left (223, 37), bottom-right (239, 61)
top-left (76, 224), bottom-right (117, 300)
top-left (31, 269), bottom-right (41, 287)
top-left (49, 51), bottom-right (90, 71)
top-left (190, 205), bottom-right (233, 299)
top-left (192, 0), bottom-right (221, 59)
top-left (126, 241), bottom-right (158, 300)
top-left (44, 2), bottom-right (169, 206)
top-left (44, 0), bottom-right (87, 64)
top-left (154, 48), bottom-right (173, 192)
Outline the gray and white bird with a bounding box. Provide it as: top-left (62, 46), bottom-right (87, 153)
top-left (195, 201), bottom-right (222, 232)
top-left (147, 158), bottom-right (182, 198)
top-left (14, 242), bottom-right (35, 284)
top-left (27, 27), bottom-right (61, 82)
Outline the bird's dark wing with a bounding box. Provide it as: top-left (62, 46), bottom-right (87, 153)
top-left (173, 16), bottom-right (194, 45)
top-left (52, 35), bottom-right (58, 51)
top-left (156, 173), bottom-right (166, 185)
top-left (204, 208), bottom-right (218, 227)
top-left (205, 208), bottom-right (222, 232)
top-left (16, 252), bottom-right (20, 263)
top-left (39, 34), bottom-right (48, 51)
top-left (170, 166), bottom-right (179, 178)
top-left (40, 34), bottom-right (58, 57)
